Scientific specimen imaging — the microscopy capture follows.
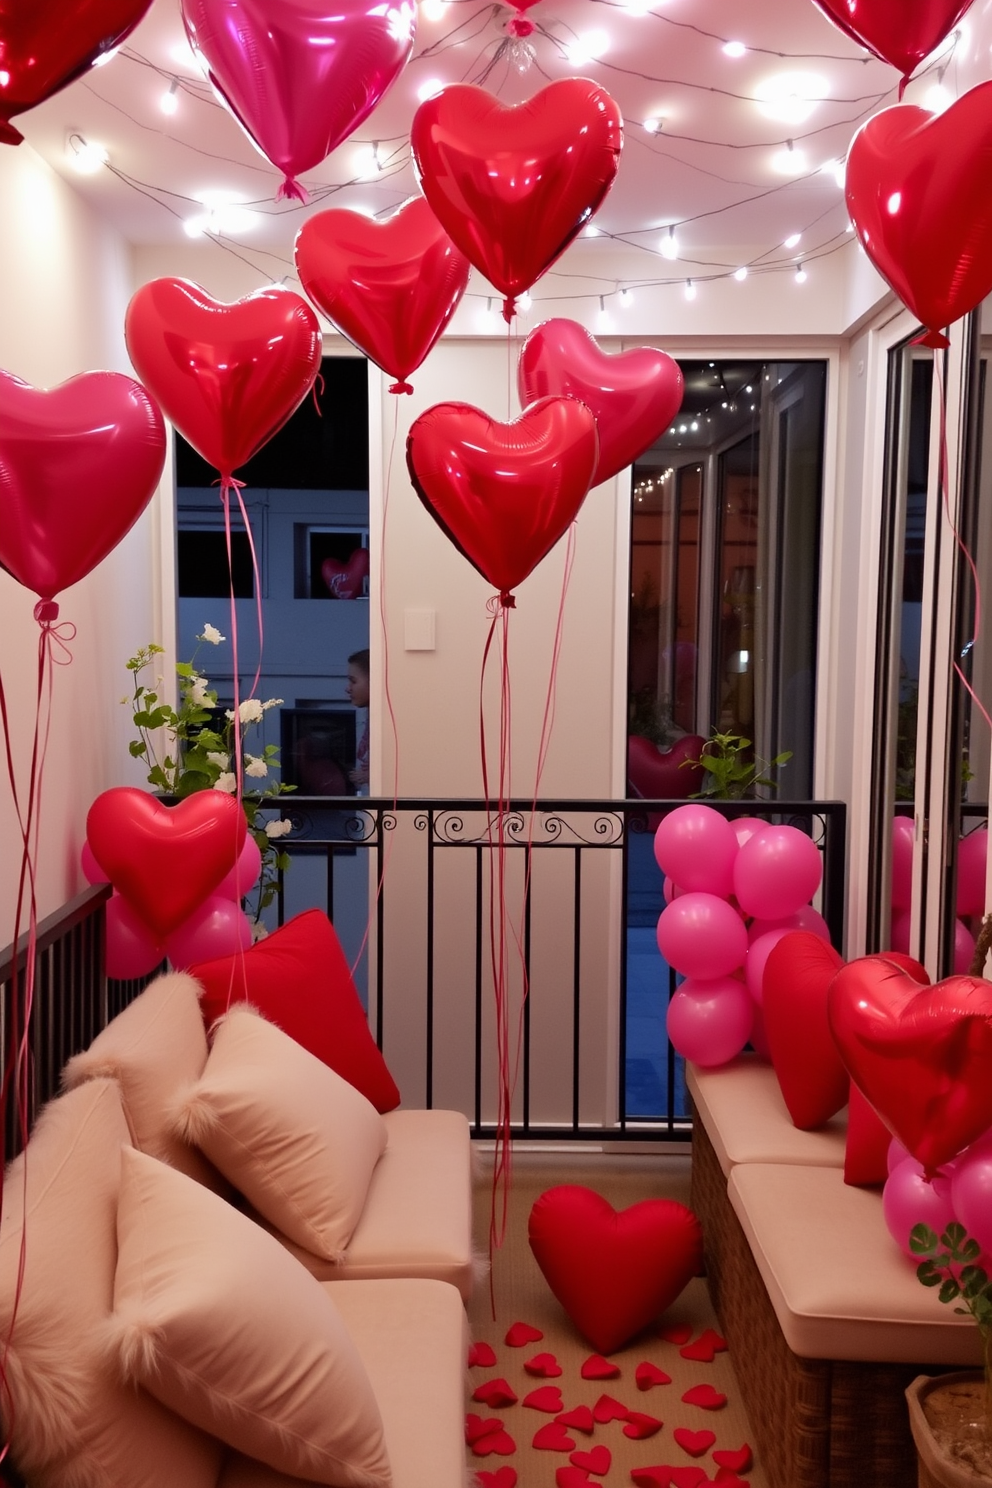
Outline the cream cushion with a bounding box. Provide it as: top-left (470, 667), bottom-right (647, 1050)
top-left (63, 971), bottom-right (226, 1192)
top-left (108, 1147), bottom-right (391, 1488)
top-left (248, 1109), bottom-right (475, 1301)
top-left (217, 1280), bottom-right (468, 1488)
top-left (688, 1054), bottom-right (847, 1175)
top-left (173, 1004), bottom-right (387, 1260)
top-left (728, 1162), bottom-right (984, 1365)
top-left (0, 1080), bottom-right (222, 1488)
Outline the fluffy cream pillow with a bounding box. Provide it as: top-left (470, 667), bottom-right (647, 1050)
top-left (173, 1004), bottom-right (387, 1260)
top-left (107, 1147), bottom-right (392, 1488)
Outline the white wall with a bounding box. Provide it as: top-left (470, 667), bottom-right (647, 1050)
top-left (0, 143), bottom-right (170, 931)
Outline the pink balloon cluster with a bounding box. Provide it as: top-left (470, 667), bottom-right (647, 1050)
top-left (884, 1127), bottom-right (992, 1263)
top-left (82, 835), bottom-right (259, 978)
top-left (890, 818), bottom-right (986, 972)
top-left (654, 804), bottom-right (826, 1068)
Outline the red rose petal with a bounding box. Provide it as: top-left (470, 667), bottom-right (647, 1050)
top-left (506, 1321), bottom-right (544, 1346)
top-left (712, 1445), bottom-right (753, 1473)
top-left (681, 1383), bottom-right (727, 1411)
top-left (466, 1413), bottom-right (503, 1445)
top-left (636, 1361), bottom-right (673, 1391)
top-left (469, 1341), bottom-right (498, 1368)
top-left (671, 1471), bottom-right (709, 1488)
top-left (673, 1427), bottom-right (716, 1458)
top-left (580, 1353), bottom-right (621, 1379)
top-left (523, 1386), bottom-right (564, 1413)
top-left (524, 1351), bottom-right (563, 1377)
top-left (679, 1328), bottom-right (728, 1362)
top-left (592, 1393), bottom-right (630, 1423)
top-left (658, 1322), bottom-right (694, 1344)
top-left (477, 1470), bottom-right (518, 1488)
top-left (713, 1473), bottom-right (749, 1487)
top-left (556, 1469), bottom-right (594, 1488)
top-left (533, 1422), bottom-right (577, 1452)
top-left (473, 1378), bottom-right (518, 1408)
top-left (557, 1405), bottom-right (596, 1435)
top-left (622, 1410), bottom-right (663, 1440)
top-left (629, 1470), bottom-right (669, 1488)
top-left (472, 1428), bottom-right (517, 1457)
top-left (570, 1445), bottom-right (611, 1475)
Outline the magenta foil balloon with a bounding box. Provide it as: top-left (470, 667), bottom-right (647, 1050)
top-left (181, 0), bottom-right (416, 199)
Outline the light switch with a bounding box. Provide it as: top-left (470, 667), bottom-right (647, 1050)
top-left (404, 607), bottom-right (436, 651)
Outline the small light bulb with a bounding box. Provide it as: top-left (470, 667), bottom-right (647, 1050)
top-left (420, 0), bottom-right (446, 19)
top-left (784, 232), bottom-right (801, 249)
top-left (643, 116), bottom-right (662, 134)
top-left (416, 77), bottom-right (445, 102)
top-left (583, 223), bottom-right (602, 237)
top-left (660, 225), bottom-right (678, 260)
top-left (723, 40), bottom-right (746, 57)
top-left (795, 264), bottom-right (807, 283)
top-left (619, 287), bottom-right (633, 306)
top-left (161, 78), bottom-right (180, 115)
top-left (690, 420), bottom-right (699, 432)
top-left (517, 291), bottom-right (532, 312)
top-left (67, 134), bottom-right (109, 174)
top-left (733, 266), bottom-right (748, 282)
top-left (684, 279), bottom-right (696, 300)
top-left (92, 46), bottom-right (120, 68)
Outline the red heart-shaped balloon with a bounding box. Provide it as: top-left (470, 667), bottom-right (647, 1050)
top-left (181, 0), bottom-right (415, 198)
top-left (518, 320), bottom-right (684, 486)
top-left (321, 547), bottom-right (369, 600)
top-left (125, 279), bottom-right (322, 476)
top-left (0, 371), bottom-right (165, 603)
top-left (846, 86), bottom-right (992, 349)
top-left (0, 0), bottom-right (152, 144)
top-left (86, 788), bottom-right (247, 939)
top-left (407, 398), bottom-right (598, 599)
top-left (762, 931), bottom-right (849, 1129)
top-left (295, 199), bottom-right (470, 392)
top-left (411, 81), bottom-right (623, 317)
top-left (828, 957), bottom-right (992, 1169)
top-left (628, 736), bottom-right (706, 800)
top-left (810, 0), bottom-right (971, 81)
top-left (528, 1186), bottom-right (703, 1354)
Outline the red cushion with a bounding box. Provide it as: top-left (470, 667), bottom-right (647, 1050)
top-left (191, 910), bottom-right (400, 1112)
top-left (762, 931), bottom-right (849, 1129)
top-left (844, 1079), bottom-right (891, 1187)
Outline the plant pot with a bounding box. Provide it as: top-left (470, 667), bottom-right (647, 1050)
top-left (907, 1372), bottom-right (992, 1486)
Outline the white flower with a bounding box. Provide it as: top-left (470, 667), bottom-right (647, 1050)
top-left (188, 678), bottom-right (211, 707)
top-left (261, 697), bottom-right (284, 712)
top-left (264, 818), bottom-right (293, 839)
top-left (207, 751), bottom-right (230, 769)
top-left (201, 624), bottom-right (225, 645)
top-left (245, 755), bottom-right (268, 778)
top-left (238, 699), bottom-right (265, 725)
top-left (213, 772), bottom-right (237, 794)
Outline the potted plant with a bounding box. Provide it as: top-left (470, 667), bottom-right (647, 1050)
top-left (907, 1220), bottom-right (992, 1485)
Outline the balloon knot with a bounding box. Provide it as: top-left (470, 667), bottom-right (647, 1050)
top-left (507, 15), bottom-right (535, 36)
top-left (276, 176), bottom-right (309, 204)
top-left (388, 380), bottom-right (415, 395)
top-left (498, 590), bottom-right (516, 610)
top-left (33, 600), bottom-right (59, 626)
top-left (502, 297), bottom-right (516, 324)
top-left (911, 329), bottom-right (951, 350)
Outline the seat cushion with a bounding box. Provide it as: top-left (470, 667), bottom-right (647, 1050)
top-left (191, 910), bottom-right (400, 1112)
top-left (687, 1053), bottom-right (847, 1175)
top-left (248, 1109), bottom-right (476, 1301)
top-left (62, 971), bottom-right (225, 1192)
top-left (174, 1004), bottom-right (387, 1260)
top-left (728, 1162), bottom-right (984, 1365)
top-left (0, 1080), bottom-right (222, 1488)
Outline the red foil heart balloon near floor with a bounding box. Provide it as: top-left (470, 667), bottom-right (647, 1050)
top-left (518, 319), bottom-right (684, 485)
top-left (411, 81), bottom-right (623, 321)
top-left (86, 788), bottom-right (247, 940)
top-left (846, 85), bottom-right (992, 349)
top-left (0, 0), bottom-right (153, 145)
top-left (627, 736), bottom-right (705, 799)
top-left (181, 0), bottom-right (416, 200)
top-left (0, 370), bottom-right (165, 603)
top-left (125, 279), bottom-right (322, 477)
top-left (810, 0), bottom-right (972, 84)
top-left (828, 957), bottom-right (992, 1171)
top-left (406, 397), bottom-right (598, 599)
top-left (295, 199), bottom-right (470, 394)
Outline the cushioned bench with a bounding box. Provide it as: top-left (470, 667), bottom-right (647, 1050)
top-left (686, 1055), bottom-right (847, 1174)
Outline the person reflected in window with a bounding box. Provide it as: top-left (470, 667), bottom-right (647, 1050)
top-left (346, 648), bottom-right (370, 794)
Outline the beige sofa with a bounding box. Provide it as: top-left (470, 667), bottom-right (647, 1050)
top-left (0, 971), bottom-right (474, 1488)
top-left (688, 1054), bottom-right (981, 1488)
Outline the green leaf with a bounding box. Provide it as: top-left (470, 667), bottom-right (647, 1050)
top-left (916, 1262), bottom-right (941, 1287)
top-left (275, 851), bottom-right (292, 870)
top-left (128, 739), bottom-right (147, 758)
top-left (910, 1224), bottom-right (939, 1256)
top-left (939, 1278), bottom-right (961, 1304)
top-left (175, 772), bottom-right (211, 797)
top-left (147, 765), bottom-right (171, 791)
top-left (942, 1222), bottom-right (967, 1249)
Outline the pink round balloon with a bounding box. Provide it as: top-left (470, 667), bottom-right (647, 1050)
top-left (81, 839), bottom-right (109, 885)
top-left (106, 892), bottom-right (164, 980)
top-left (749, 1002), bottom-right (771, 1060)
top-left (656, 893), bottom-right (748, 980)
top-left (662, 876), bottom-right (687, 904)
top-left (744, 928), bottom-right (793, 1004)
top-left (165, 893), bottom-right (253, 969)
top-left (653, 803), bottom-right (739, 899)
top-left (887, 1135), bottom-right (911, 1175)
top-left (666, 977), bottom-right (754, 1068)
top-left (889, 908), bottom-right (912, 956)
top-left (733, 825), bottom-right (822, 920)
top-left (731, 817), bottom-right (766, 850)
top-left (955, 916), bottom-right (976, 975)
top-left (216, 834), bottom-right (263, 901)
top-left (883, 1158), bottom-right (956, 1256)
top-left (891, 816), bottom-right (914, 911)
top-left (747, 905), bottom-right (831, 945)
top-left (958, 827), bottom-right (988, 918)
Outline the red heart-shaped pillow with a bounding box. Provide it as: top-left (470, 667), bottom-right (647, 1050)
top-left (407, 398), bottom-right (598, 598)
top-left (125, 279), bottom-right (322, 475)
top-left (411, 81), bottom-right (622, 315)
top-left (519, 319), bottom-right (684, 486)
top-left (828, 957), bottom-right (992, 1169)
top-left (810, 0), bottom-right (972, 80)
top-left (86, 788), bottom-right (246, 939)
top-left (528, 1186), bottom-right (703, 1354)
top-left (321, 547), bottom-right (369, 599)
top-left (295, 200), bottom-right (470, 391)
top-left (846, 86), bottom-right (992, 348)
top-left (762, 931), bottom-right (848, 1129)
top-left (627, 736), bottom-right (705, 801)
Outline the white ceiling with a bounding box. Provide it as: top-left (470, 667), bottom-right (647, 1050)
top-left (15, 0), bottom-right (957, 302)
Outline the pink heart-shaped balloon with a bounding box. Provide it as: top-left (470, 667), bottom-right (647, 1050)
top-left (846, 86), bottom-right (992, 348)
top-left (321, 547), bottom-right (369, 599)
top-left (181, 0), bottom-right (415, 198)
top-left (407, 398), bottom-right (598, 598)
top-left (86, 788), bottom-right (247, 940)
top-left (811, 0), bottom-right (972, 80)
top-left (0, 371), bottom-right (165, 603)
top-left (828, 957), bottom-right (992, 1170)
top-left (518, 320), bottom-right (684, 485)
top-left (295, 199), bottom-right (470, 391)
top-left (628, 736), bottom-right (706, 800)
top-left (411, 81), bottom-right (623, 317)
